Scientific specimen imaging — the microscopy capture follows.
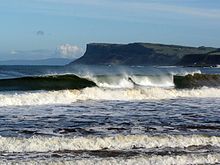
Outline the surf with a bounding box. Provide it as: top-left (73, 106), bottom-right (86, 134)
top-left (0, 87), bottom-right (220, 106)
top-left (0, 72), bottom-right (219, 91)
top-left (0, 134), bottom-right (220, 152)
top-left (1, 154), bottom-right (220, 165)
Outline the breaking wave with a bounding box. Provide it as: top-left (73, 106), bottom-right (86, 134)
top-left (0, 135), bottom-right (219, 152)
top-left (0, 154), bottom-right (220, 165)
top-left (0, 87), bottom-right (220, 106)
top-left (1, 134), bottom-right (219, 164)
top-left (2, 154), bottom-right (219, 165)
top-left (90, 74), bottom-right (174, 88)
top-left (0, 73), bottom-right (219, 106)
top-left (0, 71), bottom-right (219, 91)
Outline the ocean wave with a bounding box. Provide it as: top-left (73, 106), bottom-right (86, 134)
top-left (87, 69), bottom-right (202, 89)
top-left (90, 74), bottom-right (174, 88)
top-left (0, 135), bottom-right (220, 152)
top-left (174, 73), bottom-right (220, 88)
top-left (0, 72), bottom-right (219, 91)
top-left (0, 74), bottom-right (96, 91)
top-left (1, 154), bottom-right (219, 165)
top-left (0, 87), bottom-right (220, 106)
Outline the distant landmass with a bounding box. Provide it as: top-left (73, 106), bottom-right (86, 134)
top-left (0, 58), bottom-right (73, 66)
top-left (177, 48), bottom-right (220, 66)
top-left (69, 43), bottom-right (220, 66)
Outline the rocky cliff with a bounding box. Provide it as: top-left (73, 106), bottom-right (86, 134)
top-left (69, 43), bottom-right (218, 66)
top-left (177, 49), bottom-right (220, 67)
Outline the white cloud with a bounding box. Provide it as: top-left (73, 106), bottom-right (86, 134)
top-left (56, 44), bottom-right (84, 59)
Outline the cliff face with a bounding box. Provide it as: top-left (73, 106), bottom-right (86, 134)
top-left (69, 43), bottom-right (218, 66)
top-left (178, 49), bottom-right (220, 66)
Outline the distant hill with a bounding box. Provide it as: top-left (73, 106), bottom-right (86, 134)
top-left (69, 43), bottom-right (219, 66)
top-left (0, 58), bottom-right (73, 66)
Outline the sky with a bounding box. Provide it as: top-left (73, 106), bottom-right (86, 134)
top-left (0, 0), bottom-right (220, 60)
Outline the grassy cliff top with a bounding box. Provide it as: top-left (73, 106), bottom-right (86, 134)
top-left (88, 42), bottom-right (217, 56)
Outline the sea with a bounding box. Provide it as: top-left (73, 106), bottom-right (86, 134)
top-left (0, 65), bottom-right (220, 165)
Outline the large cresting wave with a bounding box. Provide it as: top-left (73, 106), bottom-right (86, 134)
top-left (1, 135), bottom-right (220, 164)
top-left (0, 73), bottom-right (220, 106)
top-left (0, 72), bottom-right (219, 91)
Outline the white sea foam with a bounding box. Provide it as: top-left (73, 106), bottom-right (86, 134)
top-left (0, 87), bottom-right (220, 106)
top-left (89, 73), bottom-right (175, 88)
top-left (1, 154), bottom-right (219, 165)
top-left (0, 90), bottom-right (78, 106)
top-left (170, 70), bottom-right (201, 76)
top-left (95, 77), bottom-right (134, 88)
top-left (89, 70), bottom-right (200, 89)
top-left (95, 75), bottom-right (174, 88)
top-left (131, 75), bottom-right (173, 87)
top-left (0, 135), bottom-right (219, 152)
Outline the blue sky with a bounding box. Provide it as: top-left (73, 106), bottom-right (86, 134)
top-left (0, 0), bottom-right (220, 60)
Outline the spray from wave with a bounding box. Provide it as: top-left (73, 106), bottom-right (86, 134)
top-left (0, 70), bottom-right (202, 91)
top-left (86, 68), bottom-right (202, 89)
top-left (89, 74), bottom-right (174, 88)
